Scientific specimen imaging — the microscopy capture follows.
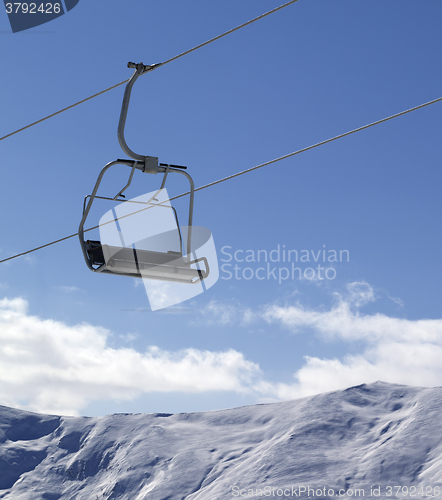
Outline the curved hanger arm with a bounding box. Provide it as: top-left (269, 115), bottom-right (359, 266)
top-left (117, 62), bottom-right (161, 169)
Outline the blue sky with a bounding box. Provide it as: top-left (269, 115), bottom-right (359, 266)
top-left (1, 0), bottom-right (442, 417)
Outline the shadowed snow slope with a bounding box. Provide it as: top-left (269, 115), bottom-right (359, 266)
top-left (1, 382), bottom-right (442, 499)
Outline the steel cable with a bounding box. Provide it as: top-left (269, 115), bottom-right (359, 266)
top-left (1, 94), bottom-right (441, 264)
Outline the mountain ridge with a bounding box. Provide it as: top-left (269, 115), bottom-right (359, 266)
top-left (1, 381), bottom-right (441, 499)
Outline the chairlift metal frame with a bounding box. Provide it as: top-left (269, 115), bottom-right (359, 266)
top-left (78, 62), bottom-right (209, 284)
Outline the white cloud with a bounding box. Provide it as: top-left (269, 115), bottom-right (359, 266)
top-left (119, 332), bottom-right (139, 342)
top-left (55, 285), bottom-right (82, 293)
top-left (176, 284), bottom-right (442, 402)
top-left (263, 282), bottom-right (442, 343)
top-left (388, 294), bottom-right (405, 308)
top-left (260, 282), bottom-right (442, 399)
top-left (196, 300), bottom-right (252, 326)
top-left (0, 297), bottom-right (261, 416)
top-left (345, 281), bottom-right (375, 306)
top-left (2, 282), bottom-right (442, 417)
top-left (259, 341), bottom-right (442, 401)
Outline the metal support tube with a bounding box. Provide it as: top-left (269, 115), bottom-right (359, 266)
top-left (117, 70), bottom-right (144, 161)
top-left (117, 64), bottom-right (159, 172)
top-left (166, 167), bottom-right (195, 257)
top-left (78, 160), bottom-right (138, 271)
top-left (113, 163), bottom-right (136, 200)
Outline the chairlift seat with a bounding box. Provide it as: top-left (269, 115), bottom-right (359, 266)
top-left (85, 240), bottom-right (207, 283)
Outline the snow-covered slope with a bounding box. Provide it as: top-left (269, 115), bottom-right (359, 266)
top-left (1, 382), bottom-right (442, 499)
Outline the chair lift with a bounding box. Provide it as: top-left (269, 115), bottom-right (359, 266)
top-left (78, 62), bottom-right (209, 284)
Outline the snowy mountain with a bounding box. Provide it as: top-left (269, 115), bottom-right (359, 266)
top-left (1, 382), bottom-right (442, 499)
